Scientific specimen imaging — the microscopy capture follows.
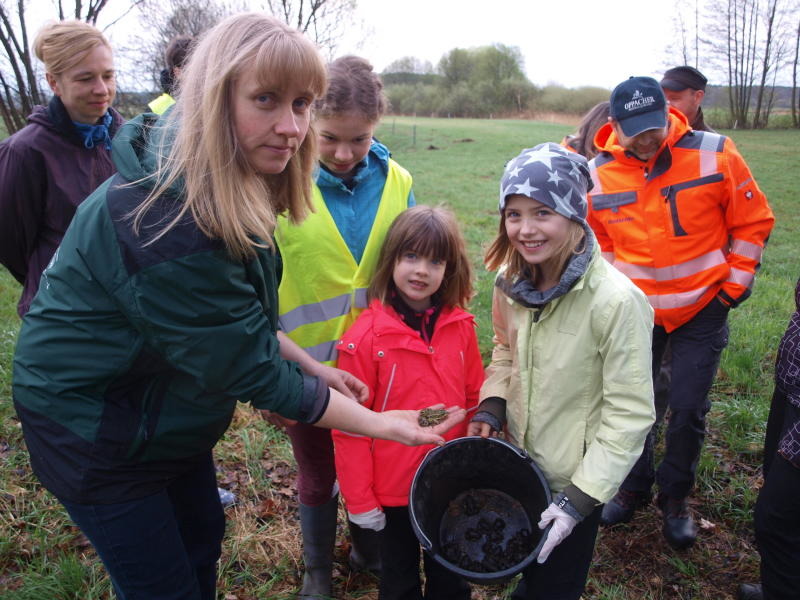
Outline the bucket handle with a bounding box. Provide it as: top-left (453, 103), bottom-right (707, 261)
top-left (416, 527), bottom-right (433, 551)
top-left (510, 442), bottom-right (529, 460)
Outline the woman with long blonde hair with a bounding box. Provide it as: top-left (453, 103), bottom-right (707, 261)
top-left (12, 13), bottom-right (464, 598)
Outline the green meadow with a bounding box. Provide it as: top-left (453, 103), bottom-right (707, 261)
top-left (0, 117), bottom-right (797, 599)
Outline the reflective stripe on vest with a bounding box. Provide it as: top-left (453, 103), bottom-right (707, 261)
top-left (674, 131), bottom-right (725, 177)
top-left (613, 249), bottom-right (727, 283)
top-left (730, 239), bottom-right (764, 262)
top-left (276, 160), bottom-right (411, 365)
top-left (727, 267), bottom-right (754, 289)
top-left (279, 289), bottom-right (369, 334)
top-left (647, 286), bottom-right (709, 310)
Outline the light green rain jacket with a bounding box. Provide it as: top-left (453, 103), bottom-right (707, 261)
top-left (481, 247), bottom-right (656, 504)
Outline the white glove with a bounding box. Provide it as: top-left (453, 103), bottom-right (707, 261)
top-left (348, 508), bottom-right (386, 532)
top-left (536, 502), bottom-right (578, 563)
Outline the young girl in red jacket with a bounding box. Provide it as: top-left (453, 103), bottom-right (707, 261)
top-left (332, 205), bottom-right (483, 600)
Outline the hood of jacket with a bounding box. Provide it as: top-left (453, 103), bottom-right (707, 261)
top-left (110, 110), bottom-right (180, 193)
top-left (593, 106), bottom-right (690, 168)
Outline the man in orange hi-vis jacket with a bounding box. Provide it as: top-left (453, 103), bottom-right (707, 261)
top-left (587, 76), bottom-right (774, 550)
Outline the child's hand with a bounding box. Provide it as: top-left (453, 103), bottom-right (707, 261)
top-left (381, 404), bottom-right (466, 446)
top-left (536, 502), bottom-right (578, 563)
top-left (348, 508), bottom-right (386, 531)
top-left (467, 421), bottom-right (497, 438)
top-left (315, 364), bottom-right (369, 403)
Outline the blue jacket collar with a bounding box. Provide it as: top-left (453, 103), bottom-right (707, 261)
top-left (315, 139), bottom-right (390, 190)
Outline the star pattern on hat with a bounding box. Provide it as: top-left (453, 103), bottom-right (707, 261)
top-left (520, 146), bottom-right (563, 170)
top-left (548, 187), bottom-right (576, 217)
top-left (547, 169), bottom-right (563, 186)
top-left (513, 178), bottom-right (539, 197)
top-left (505, 164), bottom-right (522, 178)
top-left (498, 142), bottom-right (591, 222)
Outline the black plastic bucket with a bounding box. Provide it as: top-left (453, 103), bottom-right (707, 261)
top-left (409, 436), bottom-right (552, 585)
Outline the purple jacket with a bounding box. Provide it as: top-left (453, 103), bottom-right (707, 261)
top-left (776, 277), bottom-right (800, 468)
top-left (0, 96), bottom-right (123, 316)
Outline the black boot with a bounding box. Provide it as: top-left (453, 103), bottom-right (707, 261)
top-left (656, 493), bottom-right (697, 550)
top-left (347, 520), bottom-right (381, 575)
top-left (298, 495), bottom-right (339, 598)
top-left (600, 488), bottom-right (651, 525)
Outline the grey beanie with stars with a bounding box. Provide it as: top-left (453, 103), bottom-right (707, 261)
top-left (499, 142), bottom-right (593, 224)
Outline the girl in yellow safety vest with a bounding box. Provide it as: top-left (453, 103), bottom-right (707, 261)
top-left (273, 55), bottom-right (414, 598)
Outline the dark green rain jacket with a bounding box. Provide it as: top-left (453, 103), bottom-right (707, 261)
top-left (12, 114), bottom-right (327, 504)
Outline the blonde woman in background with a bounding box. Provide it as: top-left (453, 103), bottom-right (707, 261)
top-left (0, 19), bottom-right (122, 317)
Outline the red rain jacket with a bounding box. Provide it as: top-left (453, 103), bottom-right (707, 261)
top-left (332, 300), bottom-right (483, 513)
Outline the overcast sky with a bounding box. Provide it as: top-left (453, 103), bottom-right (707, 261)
top-left (338, 0), bottom-right (681, 89)
top-left (24, 0), bottom-right (685, 91)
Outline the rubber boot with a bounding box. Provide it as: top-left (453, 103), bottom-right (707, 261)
top-left (347, 520), bottom-right (382, 575)
top-left (298, 495), bottom-right (339, 598)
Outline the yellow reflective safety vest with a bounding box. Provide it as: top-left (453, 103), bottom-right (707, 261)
top-left (276, 160), bottom-right (412, 365)
top-left (148, 93), bottom-right (175, 115)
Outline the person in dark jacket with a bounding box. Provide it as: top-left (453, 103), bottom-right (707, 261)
top-left (11, 13), bottom-right (465, 600)
top-left (738, 276), bottom-right (800, 600)
top-left (660, 65), bottom-right (715, 132)
top-left (0, 19), bottom-right (122, 317)
top-left (148, 34), bottom-right (194, 114)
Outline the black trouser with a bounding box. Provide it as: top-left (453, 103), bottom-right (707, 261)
top-left (510, 507), bottom-right (602, 600)
top-left (378, 506), bottom-right (470, 600)
top-left (754, 390), bottom-right (800, 600)
top-left (60, 453), bottom-right (224, 600)
top-left (621, 298), bottom-right (730, 499)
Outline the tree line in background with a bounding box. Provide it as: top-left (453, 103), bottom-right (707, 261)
top-left (672, 0), bottom-right (800, 128)
top-left (381, 50), bottom-right (610, 119)
top-left (2, 0), bottom-right (799, 134)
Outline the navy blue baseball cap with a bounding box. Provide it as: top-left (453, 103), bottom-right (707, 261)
top-left (609, 76), bottom-right (668, 137)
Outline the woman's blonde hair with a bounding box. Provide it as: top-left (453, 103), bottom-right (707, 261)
top-left (484, 215), bottom-right (586, 284)
top-left (132, 12), bottom-right (327, 260)
top-left (369, 206), bottom-right (473, 309)
top-left (33, 20), bottom-right (111, 76)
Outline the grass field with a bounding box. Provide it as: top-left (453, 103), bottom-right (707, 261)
top-left (0, 116), bottom-right (798, 599)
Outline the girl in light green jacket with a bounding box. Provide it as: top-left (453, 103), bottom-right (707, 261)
top-left (467, 142), bottom-right (655, 600)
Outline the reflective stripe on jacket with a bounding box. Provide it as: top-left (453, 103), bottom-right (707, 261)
top-left (587, 108), bottom-right (774, 332)
top-left (276, 159), bottom-right (412, 364)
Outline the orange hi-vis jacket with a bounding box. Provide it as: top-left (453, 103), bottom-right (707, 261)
top-left (587, 109), bottom-right (774, 332)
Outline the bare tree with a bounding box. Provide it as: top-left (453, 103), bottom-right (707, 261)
top-left (1, 1), bottom-right (44, 132)
top-left (698, 0), bottom-right (798, 128)
top-left (752, 0), bottom-right (792, 127)
top-left (135, 0), bottom-right (230, 92)
top-left (261, 0), bottom-right (357, 58)
top-left (0, 0), bottom-right (140, 134)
